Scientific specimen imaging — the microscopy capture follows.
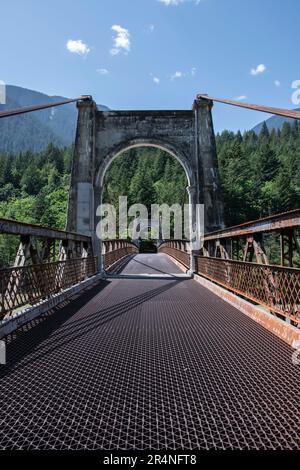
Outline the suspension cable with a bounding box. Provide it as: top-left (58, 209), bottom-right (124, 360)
top-left (197, 94), bottom-right (300, 120)
top-left (0, 95), bottom-right (91, 119)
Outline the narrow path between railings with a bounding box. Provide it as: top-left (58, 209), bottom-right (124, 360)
top-left (0, 254), bottom-right (300, 450)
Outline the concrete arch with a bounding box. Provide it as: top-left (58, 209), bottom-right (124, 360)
top-left (66, 97), bottom-right (225, 272)
top-left (95, 137), bottom-right (195, 189)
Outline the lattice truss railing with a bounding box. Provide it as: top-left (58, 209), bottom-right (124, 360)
top-left (158, 240), bottom-right (190, 268)
top-left (196, 257), bottom-right (300, 324)
top-left (0, 257), bottom-right (97, 319)
top-left (158, 238), bottom-right (300, 325)
top-left (102, 240), bottom-right (139, 271)
top-left (0, 218), bottom-right (98, 319)
top-left (0, 217), bottom-right (139, 319)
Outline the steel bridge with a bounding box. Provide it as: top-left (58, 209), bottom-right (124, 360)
top-left (0, 95), bottom-right (300, 450)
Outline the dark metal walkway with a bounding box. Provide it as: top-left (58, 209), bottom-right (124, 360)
top-left (0, 254), bottom-right (300, 450)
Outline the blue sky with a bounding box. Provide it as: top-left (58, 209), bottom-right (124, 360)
top-left (0, 0), bottom-right (299, 132)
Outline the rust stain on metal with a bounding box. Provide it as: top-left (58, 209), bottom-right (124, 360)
top-left (0, 217), bottom-right (91, 242)
top-left (194, 273), bottom-right (300, 349)
top-left (204, 209), bottom-right (300, 241)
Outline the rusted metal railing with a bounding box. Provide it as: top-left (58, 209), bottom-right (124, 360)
top-left (0, 218), bottom-right (98, 319)
top-left (0, 217), bottom-right (139, 318)
top-left (195, 256), bottom-right (300, 325)
top-left (203, 209), bottom-right (300, 267)
top-left (0, 257), bottom-right (97, 319)
top-left (158, 240), bottom-right (190, 268)
top-left (102, 240), bottom-right (138, 270)
top-left (158, 237), bottom-right (300, 325)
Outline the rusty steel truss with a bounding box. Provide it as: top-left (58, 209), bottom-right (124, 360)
top-left (195, 256), bottom-right (300, 325)
top-left (0, 218), bottom-right (137, 318)
top-left (102, 240), bottom-right (139, 271)
top-left (203, 209), bottom-right (300, 267)
top-left (158, 240), bottom-right (190, 269)
top-left (0, 219), bottom-right (95, 319)
top-left (159, 240), bottom-right (300, 325)
top-left (158, 210), bottom-right (300, 326)
top-left (0, 257), bottom-right (97, 319)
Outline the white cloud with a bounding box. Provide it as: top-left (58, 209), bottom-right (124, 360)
top-left (274, 80), bottom-right (281, 87)
top-left (110, 25), bottom-right (131, 55)
top-left (250, 63), bottom-right (266, 76)
top-left (97, 68), bottom-right (109, 75)
top-left (66, 39), bottom-right (90, 56)
top-left (158, 0), bottom-right (201, 5)
top-left (171, 70), bottom-right (184, 80)
top-left (150, 73), bottom-right (160, 84)
top-left (235, 95), bottom-right (247, 101)
top-left (170, 68), bottom-right (195, 80)
top-left (159, 0), bottom-right (184, 4)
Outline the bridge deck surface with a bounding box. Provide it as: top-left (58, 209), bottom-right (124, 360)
top-left (1, 253), bottom-right (300, 450)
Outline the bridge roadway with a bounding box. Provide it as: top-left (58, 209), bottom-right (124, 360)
top-left (1, 253), bottom-right (300, 450)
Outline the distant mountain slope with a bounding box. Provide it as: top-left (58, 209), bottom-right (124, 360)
top-left (0, 85), bottom-right (109, 154)
top-left (253, 108), bottom-right (300, 134)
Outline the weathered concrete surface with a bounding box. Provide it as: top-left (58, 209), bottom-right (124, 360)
top-left (66, 100), bottom-right (96, 237)
top-left (67, 97), bottom-right (225, 268)
top-left (95, 110), bottom-right (195, 187)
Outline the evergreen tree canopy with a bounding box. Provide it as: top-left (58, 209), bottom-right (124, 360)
top-left (0, 125), bottom-right (300, 266)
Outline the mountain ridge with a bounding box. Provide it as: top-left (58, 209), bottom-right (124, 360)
top-left (0, 85), bottom-right (109, 154)
top-left (2, 84), bottom-right (299, 153)
top-left (252, 108), bottom-right (300, 134)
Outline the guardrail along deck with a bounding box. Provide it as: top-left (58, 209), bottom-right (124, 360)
top-left (1, 254), bottom-right (300, 450)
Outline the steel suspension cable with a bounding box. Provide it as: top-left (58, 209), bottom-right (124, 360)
top-left (197, 94), bottom-right (300, 120)
top-left (0, 95), bottom-right (91, 119)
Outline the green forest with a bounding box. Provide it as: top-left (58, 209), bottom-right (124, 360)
top-left (0, 121), bottom-right (300, 266)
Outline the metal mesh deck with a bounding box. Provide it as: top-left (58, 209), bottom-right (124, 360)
top-left (0, 254), bottom-right (300, 450)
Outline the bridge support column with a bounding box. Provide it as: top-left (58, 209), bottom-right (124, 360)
top-left (66, 98), bottom-right (99, 267)
top-left (193, 96), bottom-right (224, 232)
top-left (186, 185), bottom-right (199, 273)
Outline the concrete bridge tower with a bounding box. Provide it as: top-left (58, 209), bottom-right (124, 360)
top-left (66, 96), bottom-right (224, 271)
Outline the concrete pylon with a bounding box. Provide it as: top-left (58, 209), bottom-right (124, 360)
top-left (193, 96), bottom-right (225, 233)
top-left (66, 98), bottom-right (96, 236)
top-left (67, 95), bottom-right (225, 273)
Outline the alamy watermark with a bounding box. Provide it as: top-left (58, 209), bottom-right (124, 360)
top-left (291, 80), bottom-right (300, 106)
top-left (95, 196), bottom-right (204, 251)
top-left (0, 341), bottom-right (6, 365)
top-left (292, 335), bottom-right (300, 365)
top-left (0, 80), bottom-right (6, 105)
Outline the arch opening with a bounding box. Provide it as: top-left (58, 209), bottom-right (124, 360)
top-left (96, 139), bottom-right (194, 188)
top-left (97, 143), bottom-right (191, 247)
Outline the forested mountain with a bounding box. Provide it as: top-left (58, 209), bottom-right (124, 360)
top-left (0, 145), bottom-right (187, 266)
top-left (0, 85), bottom-right (109, 154)
top-left (252, 109), bottom-right (300, 134)
top-left (217, 121), bottom-right (300, 225)
top-left (0, 120), bottom-right (299, 266)
top-left (103, 147), bottom-right (187, 210)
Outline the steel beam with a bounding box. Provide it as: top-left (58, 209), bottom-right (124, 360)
top-left (0, 218), bottom-right (91, 243)
top-left (204, 209), bottom-right (300, 241)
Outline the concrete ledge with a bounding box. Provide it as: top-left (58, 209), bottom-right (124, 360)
top-left (105, 253), bottom-right (137, 275)
top-left (0, 273), bottom-right (104, 339)
top-left (193, 273), bottom-right (300, 349)
top-left (160, 253), bottom-right (189, 273)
